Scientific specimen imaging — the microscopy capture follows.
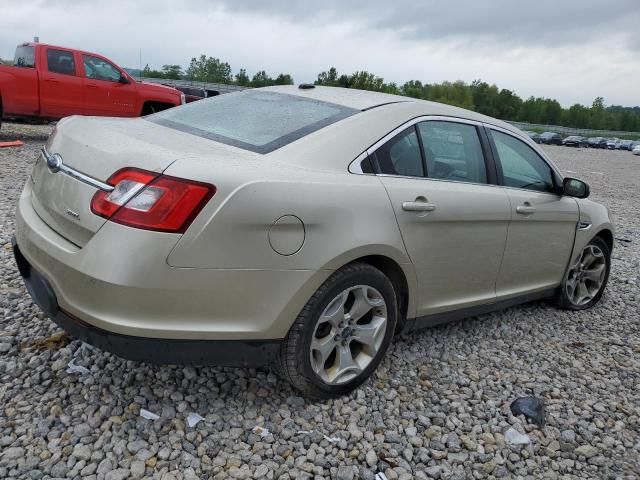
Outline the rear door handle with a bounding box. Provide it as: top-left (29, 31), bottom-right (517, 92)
top-left (516, 205), bottom-right (537, 215)
top-left (402, 201), bottom-right (437, 212)
top-left (86, 84), bottom-right (99, 89)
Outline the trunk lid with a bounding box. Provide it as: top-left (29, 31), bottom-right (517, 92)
top-left (29, 115), bottom-right (254, 247)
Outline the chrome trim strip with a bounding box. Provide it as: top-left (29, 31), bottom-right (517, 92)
top-left (367, 115), bottom-right (484, 156)
top-left (349, 115), bottom-right (484, 176)
top-left (41, 148), bottom-right (114, 192)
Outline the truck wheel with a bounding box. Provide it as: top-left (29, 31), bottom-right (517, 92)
top-left (280, 263), bottom-right (397, 398)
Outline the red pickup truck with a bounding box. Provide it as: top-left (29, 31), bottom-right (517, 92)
top-left (0, 42), bottom-right (184, 130)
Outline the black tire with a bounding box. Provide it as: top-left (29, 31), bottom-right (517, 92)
top-left (557, 236), bottom-right (611, 310)
top-left (279, 262), bottom-right (397, 398)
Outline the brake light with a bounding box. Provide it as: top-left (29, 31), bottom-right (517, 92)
top-left (91, 168), bottom-right (215, 233)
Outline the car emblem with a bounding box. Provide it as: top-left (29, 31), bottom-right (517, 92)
top-left (65, 208), bottom-right (80, 220)
top-left (47, 152), bottom-right (63, 173)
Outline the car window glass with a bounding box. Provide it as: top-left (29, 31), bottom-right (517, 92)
top-left (14, 45), bottom-right (35, 68)
top-left (491, 130), bottom-right (554, 193)
top-left (375, 127), bottom-right (424, 177)
top-left (417, 121), bottom-right (487, 183)
top-left (46, 49), bottom-right (76, 76)
top-left (148, 90), bottom-right (357, 154)
top-left (83, 55), bottom-right (122, 82)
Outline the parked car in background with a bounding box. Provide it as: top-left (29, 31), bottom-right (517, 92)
top-left (563, 135), bottom-right (589, 148)
top-left (618, 140), bottom-right (634, 151)
top-left (588, 137), bottom-right (607, 148)
top-left (538, 132), bottom-right (563, 145)
top-left (0, 42), bottom-right (184, 130)
top-left (632, 144), bottom-right (640, 155)
top-left (606, 138), bottom-right (620, 149)
top-left (13, 85), bottom-right (614, 397)
top-left (523, 130), bottom-right (542, 143)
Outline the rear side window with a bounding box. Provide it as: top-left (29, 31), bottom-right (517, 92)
top-left (148, 91), bottom-right (357, 154)
top-left (14, 45), bottom-right (35, 68)
top-left (491, 130), bottom-right (555, 193)
top-left (47, 49), bottom-right (76, 76)
top-left (417, 121), bottom-right (487, 184)
top-left (375, 127), bottom-right (424, 177)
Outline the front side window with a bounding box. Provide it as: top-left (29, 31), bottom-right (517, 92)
top-left (417, 121), bottom-right (487, 184)
top-left (83, 55), bottom-right (122, 82)
top-left (375, 127), bottom-right (424, 177)
top-left (148, 90), bottom-right (357, 154)
top-left (47, 49), bottom-right (76, 76)
top-left (14, 45), bottom-right (35, 68)
top-left (491, 130), bottom-right (555, 193)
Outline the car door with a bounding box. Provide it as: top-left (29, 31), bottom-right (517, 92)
top-left (375, 118), bottom-right (511, 316)
top-left (81, 54), bottom-right (137, 117)
top-left (39, 48), bottom-right (84, 118)
top-left (487, 127), bottom-right (579, 299)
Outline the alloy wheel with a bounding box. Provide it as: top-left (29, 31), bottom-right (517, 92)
top-left (565, 244), bottom-right (607, 306)
top-left (310, 285), bottom-right (388, 385)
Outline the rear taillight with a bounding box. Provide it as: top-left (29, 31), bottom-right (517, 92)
top-left (91, 168), bottom-right (215, 233)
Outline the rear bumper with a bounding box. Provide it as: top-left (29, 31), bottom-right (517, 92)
top-left (13, 239), bottom-right (280, 366)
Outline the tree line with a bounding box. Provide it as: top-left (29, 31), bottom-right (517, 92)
top-left (141, 55), bottom-right (293, 88)
top-left (142, 57), bottom-right (640, 133)
top-left (315, 67), bottom-right (640, 133)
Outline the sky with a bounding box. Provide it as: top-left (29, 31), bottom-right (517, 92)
top-left (1, 0), bottom-right (639, 107)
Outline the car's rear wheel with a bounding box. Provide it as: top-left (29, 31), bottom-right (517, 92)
top-left (280, 263), bottom-right (397, 398)
top-left (557, 237), bottom-right (610, 310)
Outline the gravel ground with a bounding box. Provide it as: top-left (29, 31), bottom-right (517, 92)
top-left (0, 123), bottom-right (639, 479)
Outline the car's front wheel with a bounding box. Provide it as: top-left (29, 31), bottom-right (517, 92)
top-left (557, 236), bottom-right (611, 310)
top-left (280, 263), bottom-right (397, 398)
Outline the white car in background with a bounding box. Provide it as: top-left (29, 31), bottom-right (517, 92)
top-left (632, 144), bottom-right (640, 155)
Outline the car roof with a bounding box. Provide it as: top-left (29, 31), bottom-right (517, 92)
top-left (262, 85), bottom-right (519, 133)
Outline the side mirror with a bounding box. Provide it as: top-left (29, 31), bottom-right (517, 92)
top-left (563, 177), bottom-right (590, 198)
top-left (119, 73), bottom-right (129, 84)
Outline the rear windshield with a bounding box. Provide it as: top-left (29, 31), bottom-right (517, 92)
top-left (14, 45), bottom-right (35, 68)
top-left (147, 90), bottom-right (357, 154)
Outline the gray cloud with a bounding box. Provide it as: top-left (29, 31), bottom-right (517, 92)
top-left (210, 0), bottom-right (640, 49)
top-left (1, 0), bottom-right (639, 106)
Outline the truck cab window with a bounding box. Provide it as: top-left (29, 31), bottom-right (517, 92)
top-left (47, 49), bottom-right (76, 76)
top-left (82, 55), bottom-right (122, 82)
top-left (14, 45), bottom-right (35, 68)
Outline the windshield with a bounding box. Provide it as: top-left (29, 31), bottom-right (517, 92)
top-left (148, 90), bottom-right (357, 154)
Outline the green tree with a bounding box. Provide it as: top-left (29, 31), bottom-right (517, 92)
top-left (401, 80), bottom-right (428, 99)
top-left (186, 55), bottom-right (232, 83)
top-left (161, 64), bottom-right (183, 80)
top-left (141, 63), bottom-right (165, 78)
top-left (274, 73), bottom-right (294, 85)
top-left (315, 67), bottom-right (340, 86)
top-left (250, 70), bottom-right (273, 87)
top-left (235, 68), bottom-right (250, 86)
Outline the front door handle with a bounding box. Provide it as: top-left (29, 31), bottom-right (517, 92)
top-left (402, 201), bottom-right (437, 212)
top-left (516, 204), bottom-right (537, 215)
